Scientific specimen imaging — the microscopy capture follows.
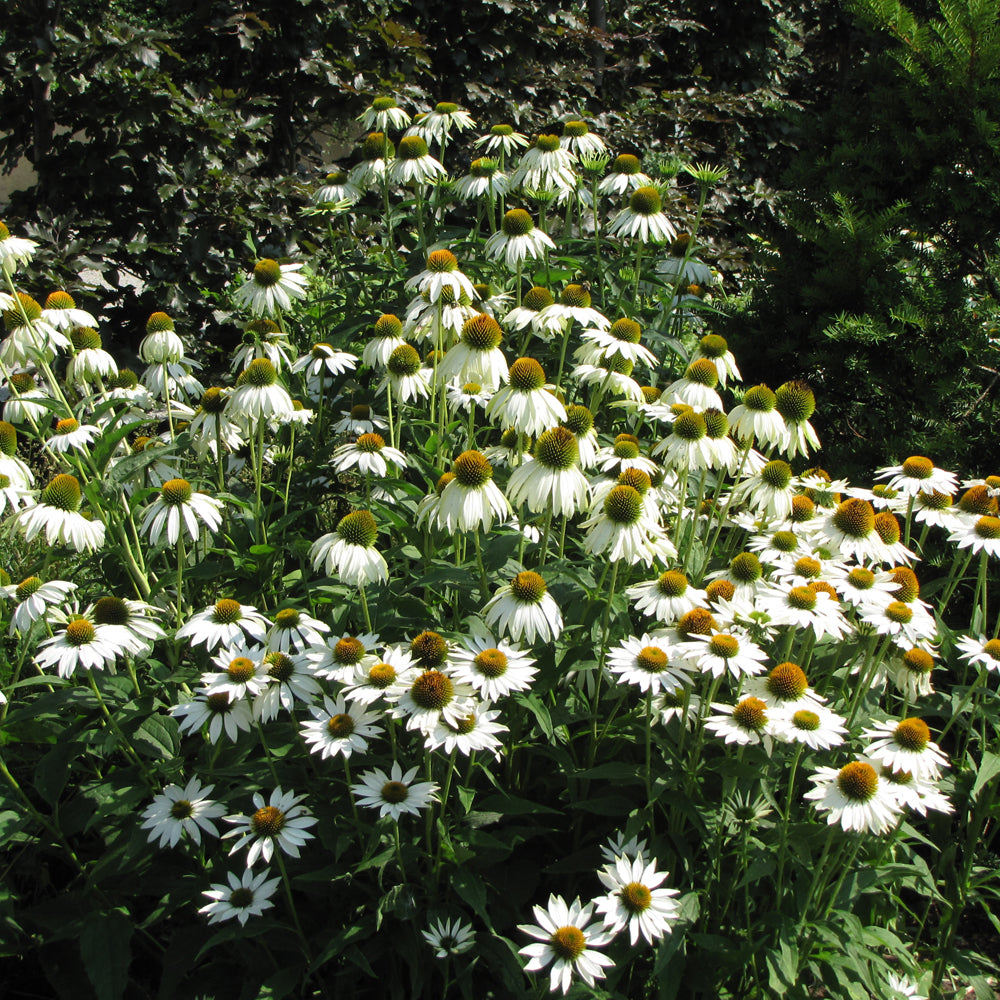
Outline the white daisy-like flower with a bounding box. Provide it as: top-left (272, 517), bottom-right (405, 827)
top-left (576, 317), bottom-right (658, 371)
top-left (364, 313), bottom-right (407, 368)
top-left (509, 134), bottom-right (576, 191)
top-left (0, 222), bottom-right (38, 274)
top-left (34, 617), bottom-right (128, 678)
top-left (756, 583), bottom-right (851, 642)
top-left (875, 456), bottom-right (958, 498)
top-left (172, 688), bottom-right (255, 743)
top-left (653, 687), bottom-right (701, 728)
top-left (352, 761), bottom-right (439, 820)
top-left (770, 704), bottom-right (848, 750)
top-left (626, 569), bottom-right (707, 623)
top-left (860, 600), bottom-right (936, 648)
top-left (955, 633), bottom-right (1000, 672)
top-left (232, 259), bottom-right (308, 316)
top-left (732, 459), bottom-right (797, 520)
top-left (309, 509), bottom-right (388, 586)
top-left (608, 185), bottom-right (676, 243)
top-left (382, 343), bottom-right (432, 404)
top-left (598, 153), bottom-right (652, 195)
top-left (803, 760), bottom-right (902, 834)
top-left (889, 646), bottom-right (937, 700)
top-left (607, 633), bottom-right (690, 694)
top-left (424, 700), bottom-right (506, 757)
top-left (862, 717), bottom-right (948, 780)
top-left (199, 868), bottom-right (281, 926)
top-left (389, 135), bottom-right (446, 186)
top-left (331, 403), bottom-right (388, 439)
top-left (679, 630), bottom-right (769, 680)
top-left (266, 607), bottom-right (330, 654)
top-left (300, 694), bottom-right (383, 759)
top-left (422, 917), bottom-right (475, 958)
top-left (140, 478), bottom-right (224, 546)
top-left (223, 787), bottom-right (318, 867)
top-left (2, 576), bottom-right (76, 636)
top-left (580, 484), bottom-right (674, 566)
top-left (254, 650), bottom-right (323, 721)
top-left (877, 764), bottom-right (953, 817)
top-left (454, 157), bottom-right (509, 200)
top-left (947, 514), bottom-right (1000, 557)
top-left (340, 645), bottom-right (417, 705)
top-left (202, 645), bottom-right (269, 702)
top-left (388, 666), bottom-right (476, 735)
top-left (503, 286), bottom-right (565, 341)
top-left (357, 96), bottom-right (411, 133)
top-left (483, 570), bottom-right (563, 645)
top-left (312, 168), bottom-right (361, 205)
top-left (17, 473), bottom-right (106, 553)
top-left (835, 565), bottom-right (900, 610)
top-left (405, 248), bottom-right (476, 304)
top-left (485, 358), bottom-right (565, 437)
top-left (594, 853), bottom-right (680, 945)
top-left (409, 101), bottom-right (476, 143)
top-left (484, 209), bottom-right (556, 271)
top-left (331, 433), bottom-right (407, 477)
top-left (450, 634), bottom-right (538, 700)
top-left (89, 595), bottom-right (166, 654)
top-left (518, 894), bottom-right (615, 995)
top-left (435, 450), bottom-right (511, 534)
top-left (446, 379), bottom-right (492, 414)
top-left (438, 313), bottom-right (509, 392)
top-left (475, 123), bottom-right (530, 157)
top-left (884, 973), bottom-right (929, 1000)
top-left (743, 661), bottom-right (825, 713)
top-left (228, 358), bottom-right (295, 425)
top-left (506, 427), bottom-right (590, 518)
top-left (727, 384), bottom-right (787, 448)
top-left (140, 776), bottom-right (226, 849)
top-left (704, 697), bottom-right (777, 746)
top-left (291, 341), bottom-right (358, 382)
top-left (308, 632), bottom-right (379, 682)
top-left (176, 598), bottom-right (270, 652)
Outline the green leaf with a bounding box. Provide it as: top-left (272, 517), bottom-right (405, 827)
top-left (80, 909), bottom-right (132, 1000)
top-left (134, 714), bottom-right (180, 758)
top-left (34, 741), bottom-right (78, 807)
top-left (971, 750), bottom-right (1000, 800)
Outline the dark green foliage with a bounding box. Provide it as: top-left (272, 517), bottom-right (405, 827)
top-left (725, 0), bottom-right (1000, 479)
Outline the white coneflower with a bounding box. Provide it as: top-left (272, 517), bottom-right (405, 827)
top-left (774, 381), bottom-right (820, 459)
top-left (405, 248), bottom-right (476, 304)
top-left (65, 326), bottom-right (118, 387)
top-left (46, 417), bottom-right (99, 455)
top-left (822, 498), bottom-right (884, 562)
top-left (540, 283), bottom-right (609, 331)
top-left (438, 313), bottom-right (509, 391)
top-left (4, 370), bottom-right (50, 424)
top-left (559, 119), bottom-right (607, 160)
top-left (594, 433), bottom-right (659, 477)
top-left (383, 343), bottom-right (431, 404)
top-left (727, 384), bottom-right (786, 448)
top-left (561, 404), bottom-right (599, 469)
top-left (199, 869), bottom-right (281, 926)
top-left (141, 776), bottom-right (226, 849)
top-left (484, 570), bottom-right (563, 645)
top-left (757, 582), bottom-right (851, 641)
top-left (232, 258), bottom-right (308, 316)
top-left (312, 168), bottom-right (361, 205)
top-left (503, 285), bottom-right (564, 342)
top-left (450, 634), bottom-right (538, 700)
top-left (301, 694), bottom-right (383, 759)
top-left (692, 332), bottom-right (740, 386)
top-left (948, 514), bottom-right (1000, 558)
top-left (176, 598), bottom-right (270, 651)
top-left (575, 356), bottom-right (645, 404)
top-left (732, 459), bottom-right (797, 520)
top-left (331, 403), bottom-right (388, 438)
top-left (141, 478), bottom-right (224, 545)
top-left (357, 95), bottom-right (411, 132)
top-left (507, 426), bottom-right (590, 517)
top-left (518, 895), bottom-right (614, 995)
top-left (804, 760), bottom-right (901, 834)
top-left (594, 852), bottom-right (679, 946)
top-left (363, 313), bottom-right (407, 368)
top-left (626, 569), bottom-right (707, 623)
top-left (581, 483), bottom-right (674, 566)
top-left (310, 509), bottom-right (388, 586)
top-left (139, 311), bottom-right (185, 364)
top-left (422, 917), bottom-right (475, 958)
top-left (223, 787), bottom-right (318, 867)
top-left (680, 630), bottom-right (769, 680)
top-left (389, 135), bottom-right (446, 186)
top-left (485, 357), bottom-right (565, 436)
top-left (201, 645), bottom-right (270, 702)
top-left (576, 317), bottom-right (658, 371)
top-left (484, 209), bottom-right (555, 271)
top-left (2, 576), bottom-right (76, 636)
top-left (875, 455), bottom-right (958, 498)
top-left (0, 221), bottom-right (38, 274)
top-left (42, 290), bottom-right (97, 331)
top-left (705, 697), bottom-right (777, 746)
top-left (454, 157), bottom-right (509, 201)
top-left (663, 358), bottom-right (724, 411)
top-left (606, 633), bottom-right (690, 694)
top-left (474, 123), bottom-right (530, 157)
top-left (862, 717), bottom-right (948, 780)
top-left (331, 432), bottom-right (407, 477)
top-left (290, 341), bottom-right (358, 383)
top-left (650, 409), bottom-right (715, 472)
top-left (409, 101), bottom-right (476, 144)
top-left (1, 292), bottom-right (68, 365)
top-left (771, 704), bottom-right (848, 750)
top-left (435, 450), bottom-right (510, 533)
top-left (187, 387), bottom-right (245, 460)
top-left (18, 473), bottom-right (105, 552)
top-left (34, 616), bottom-right (128, 678)
top-left (172, 688), bottom-right (254, 743)
top-left (349, 132), bottom-right (394, 191)
top-left (608, 185), bottom-right (676, 243)
top-left (404, 286), bottom-right (475, 347)
top-left (598, 153), bottom-right (653, 196)
top-left (228, 358), bottom-right (295, 424)
top-left (352, 761), bottom-right (438, 820)
top-left (509, 134), bottom-right (576, 192)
